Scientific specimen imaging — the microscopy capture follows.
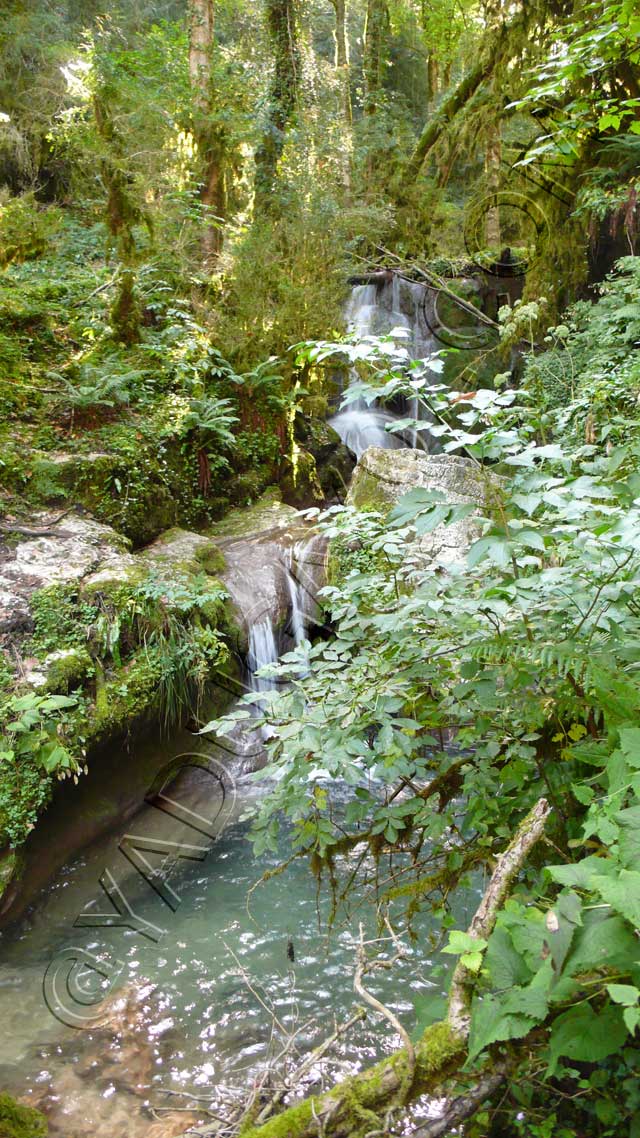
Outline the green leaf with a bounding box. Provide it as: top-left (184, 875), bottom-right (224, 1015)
top-left (590, 870), bottom-right (640, 927)
top-left (606, 984), bottom-right (639, 1007)
top-left (615, 806), bottom-right (640, 868)
top-left (460, 950), bottom-right (484, 972)
top-left (547, 1004), bottom-right (628, 1075)
top-left (618, 726), bottom-right (640, 768)
top-left (484, 926), bottom-right (532, 989)
top-left (442, 930), bottom-right (489, 955)
top-left (412, 993), bottom-right (447, 1038)
top-left (469, 993), bottom-right (539, 1060)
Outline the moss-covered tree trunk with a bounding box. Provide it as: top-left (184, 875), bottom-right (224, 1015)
top-left (93, 91), bottom-right (141, 347)
top-left (363, 0), bottom-right (389, 114)
top-left (485, 124), bottom-right (502, 246)
top-left (254, 0), bottom-right (301, 214)
top-left (406, 56), bottom-right (492, 179)
top-left (331, 0), bottom-right (352, 127)
top-left (189, 0), bottom-right (226, 262)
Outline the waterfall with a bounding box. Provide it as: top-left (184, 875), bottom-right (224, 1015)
top-left (285, 534), bottom-right (327, 650)
top-left (329, 275), bottom-right (439, 459)
top-left (247, 619), bottom-right (279, 692)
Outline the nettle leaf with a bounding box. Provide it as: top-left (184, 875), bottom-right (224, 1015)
top-left (547, 1004), bottom-right (628, 1076)
top-left (548, 855), bottom-right (616, 889)
top-left (442, 930), bottom-right (489, 956)
top-left (563, 914), bottom-right (638, 977)
top-left (546, 891), bottom-right (582, 974)
top-left (590, 870), bottom-right (640, 927)
top-left (618, 726), bottom-right (640, 767)
top-left (467, 536), bottom-right (511, 569)
top-left (484, 926), bottom-right (532, 990)
top-left (468, 993), bottom-right (540, 1060)
top-left (615, 805), bottom-right (640, 868)
top-left (606, 984), bottom-right (640, 1007)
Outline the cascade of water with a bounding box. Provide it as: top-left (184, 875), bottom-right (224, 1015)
top-left (247, 619), bottom-right (279, 692)
top-left (285, 534), bottom-right (327, 649)
top-left (330, 275), bottom-right (439, 459)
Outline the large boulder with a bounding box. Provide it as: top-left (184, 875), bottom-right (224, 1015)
top-left (347, 447), bottom-right (497, 565)
top-left (0, 511), bottom-right (131, 645)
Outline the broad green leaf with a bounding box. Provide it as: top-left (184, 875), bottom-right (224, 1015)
top-left (606, 984), bottom-right (639, 1007)
top-left (442, 930), bottom-right (489, 955)
top-left (547, 1004), bottom-right (627, 1075)
top-left (469, 993), bottom-right (539, 1060)
top-left (590, 870), bottom-right (640, 927)
top-left (484, 926), bottom-right (532, 989)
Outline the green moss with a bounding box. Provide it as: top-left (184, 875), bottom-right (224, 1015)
top-left (0, 1094), bottom-right (47, 1138)
top-left (195, 545), bottom-right (226, 576)
top-left (239, 1021), bottom-right (465, 1138)
top-left (44, 648), bottom-right (94, 694)
top-left (28, 584), bottom-right (97, 657)
top-left (346, 468), bottom-right (390, 513)
top-left (91, 650), bottom-right (163, 741)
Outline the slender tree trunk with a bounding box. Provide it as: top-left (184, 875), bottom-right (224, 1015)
top-left (93, 92), bottom-right (141, 346)
top-left (331, 0), bottom-right (352, 126)
top-left (330, 0), bottom-right (352, 192)
top-left (485, 126), bottom-right (502, 247)
top-left (189, 0), bottom-right (225, 261)
top-left (254, 0), bottom-right (301, 214)
top-left (189, 0), bottom-right (214, 106)
top-left (363, 0), bottom-right (389, 114)
top-left (427, 53), bottom-right (439, 103)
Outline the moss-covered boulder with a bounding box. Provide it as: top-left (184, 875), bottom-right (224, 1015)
top-left (294, 417), bottom-right (355, 502)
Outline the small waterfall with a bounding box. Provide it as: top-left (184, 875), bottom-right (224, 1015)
top-left (247, 619), bottom-right (279, 692)
top-left (285, 534), bottom-right (327, 650)
top-left (329, 275), bottom-right (439, 458)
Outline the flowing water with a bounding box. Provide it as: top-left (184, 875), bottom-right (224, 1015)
top-left (0, 754), bottom-right (481, 1137)
top-left (329, 276), bottom-right (440, 458)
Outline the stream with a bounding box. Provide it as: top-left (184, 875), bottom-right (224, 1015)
top-left (0, 279), bottom-right (473, 1137)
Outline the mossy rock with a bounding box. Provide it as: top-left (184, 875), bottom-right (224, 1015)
top-left (209, 487), bottom-right (299, 538)
top-left (279, 447), bottom-right (324, 509)
top-left (0, 849), bottom-right (25, 907)
top-left (294, 416), bottom-right (355, 501)
top-left (90, 651), bottom-right (164, 742)
top-left (0, 1094), bottom-right (47, 1138)
top-left (44, 647), bottom-right (93, 694)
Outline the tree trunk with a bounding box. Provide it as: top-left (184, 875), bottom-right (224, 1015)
top-left (254, 0), bottom-right (301, 214)
top-left (189, 0), bottom-right (225, 261)
top-left (331, 0), bottom-right (352, 126)
top-left (363, 0), bottom-right (389, 114)
top-left (189, 0), bottom-right (214, 109)
top-left (485, 126), bottom-right (502, 247)
top-left (93, 92), bottom-right (141, 346)
top-left (406, 55), bottom-right (492, 179)
top-left (427, 53), bottom-right (439, 103)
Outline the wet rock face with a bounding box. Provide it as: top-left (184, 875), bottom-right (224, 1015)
top-left (347, 447), bottom-right (496, 564)
top-left (293, 417), bottom-right (355, 502)
top-left (0, 512), bottom-right (131, 645)
top-left (208, 490), bottom-right (316, 649)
